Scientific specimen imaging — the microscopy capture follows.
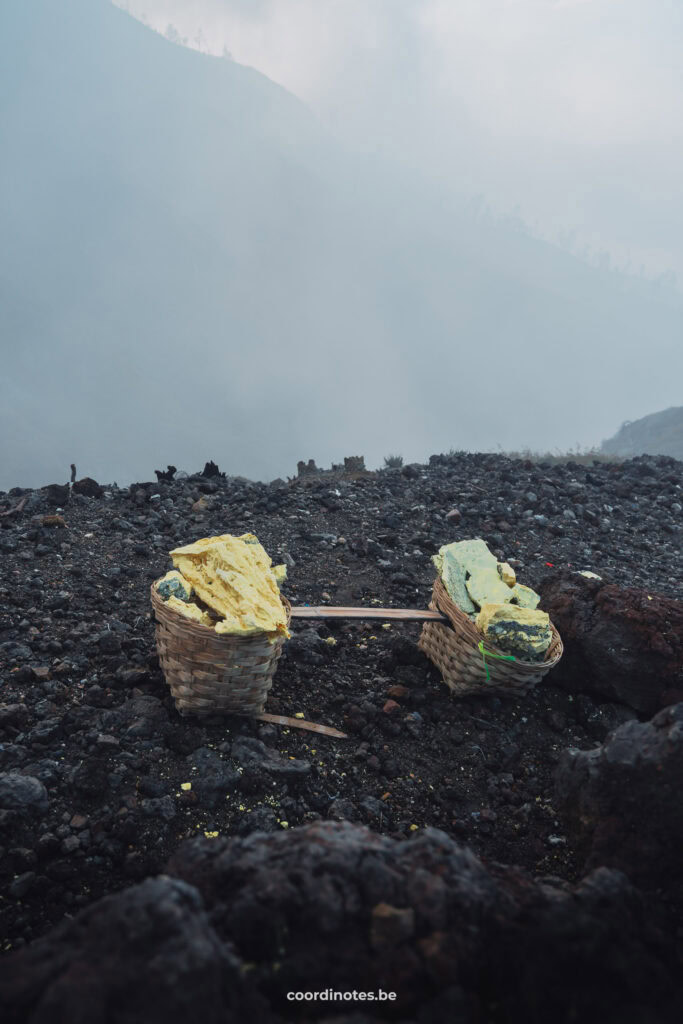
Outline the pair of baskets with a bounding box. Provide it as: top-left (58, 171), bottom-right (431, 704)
top-left (151, 574), bottom-right (564, 717)
top-left (419, 577), bottom-right (564, 696)
top-left (150, 582), bottom-right (291, 717)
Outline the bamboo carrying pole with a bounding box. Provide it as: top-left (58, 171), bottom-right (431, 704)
top-left (290, 606), bottom-right (448, 622)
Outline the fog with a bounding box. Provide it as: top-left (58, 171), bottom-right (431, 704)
top-left (1, 0), bottom-right (681, 490)
top-left (117, 0), bottom-right (683, 282)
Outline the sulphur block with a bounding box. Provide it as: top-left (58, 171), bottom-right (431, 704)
top-left (156, 570), bottom-right (192, 603)
top-left (432, 549), bottom-right (475, 613)
top-left (170, 533), bottom-right (290, 639)
top-left (466, 568), bottom-right (515, 609)
top-left (510, 583), bottom-right (541, 609)
top-left (433, 539), bottom-right (498, 614)
top-left (476, 603), bottom-right (552, 662)
top-left (498, 562), bottom-right (516, 587)
top-left (272, 564), bottom-right (287, 587)
top-left (165, 595), bottom-right (214, 626)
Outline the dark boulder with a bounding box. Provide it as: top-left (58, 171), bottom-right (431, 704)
top-left (555, 702), bottom-right (683, 887)
top-left (0, 772), bottom-right (49, 816)
top-left (0, 877), bottom-right (264, 1024)
top-left (165, 821), bottom-right (679, 1023)
top-left (72, 476), bottom-right (103, 498)
top-left (41, 483), bottom-right (70, 506)
top-left (538, 571), bottom-right (683, 713)
top-left (1, 822), bottom-right (680, 1022)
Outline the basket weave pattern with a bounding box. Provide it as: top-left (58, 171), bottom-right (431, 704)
top-left (418, 577), bottom-right (563, 697)
top-left (151, 582), bottom-right (291, 717)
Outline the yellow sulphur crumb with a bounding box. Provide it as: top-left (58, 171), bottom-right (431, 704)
top-left (279, 821), bottom-right (289, 828)
top-left (324, 637), bottom-right (337, 646)
top-left (409, 824), bottom-right (419, 831)
top-left (381, 623), bottom-right (391, 630)
top-left (294, 712), bottom-right (304, 719)
top-left (180, 782), bottom-right (192, 791)
top-left (204, 831), bottom-right (219, 838)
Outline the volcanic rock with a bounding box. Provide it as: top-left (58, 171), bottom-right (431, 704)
top-left (162, 822), bottom-right (683, 1020)
top-left (72, 477), bottom-right (103, 498)
top-left (0, 877), bottom-right (262, 1024)
top-left (231, 736), bottom-right (311, 780)
top-left (42, 483), bottom-right (70, 506)
top-left (555, 702), bottom-right (683, 886)
top-left (538, 571), bottom-right (683, 713)
top-left (0, 773), bottom-right (49, 816)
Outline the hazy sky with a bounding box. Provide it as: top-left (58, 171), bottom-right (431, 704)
top-left (2, 1), bottom-right (681, 490)
top-left (115, 0), bottom-right (683, 283)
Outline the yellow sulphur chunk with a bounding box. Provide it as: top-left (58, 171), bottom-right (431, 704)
top-left (272, 564), bottom-right (287, 586)
top-left (476, 603), bottom-right (552, 661)
top-left (180, 782), bottom-right (192, 791)
top-left (165, 595), bottom-right (214, 626)
top-left (170, 534), bottom-right (289, 639)
top-left (498, 562), bottom-right (517, 587)
top-left (509, 583), bottom-right (541, 609)
top-left (466, 568), bottom-right (515, 609)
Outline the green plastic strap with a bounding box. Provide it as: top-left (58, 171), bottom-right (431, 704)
top-left (477, 640), bottom-right (516, 682)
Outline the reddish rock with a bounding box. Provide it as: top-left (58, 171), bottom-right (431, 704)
top-left (386, 684), bottom-right (410, 699)
top-left (382, 699), bottom-right (400, 713)
top-left (538, 571), bottom-right (683, 713)
top-left (40, 515), bottom-right (67, 528)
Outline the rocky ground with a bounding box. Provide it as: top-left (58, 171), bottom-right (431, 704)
top-left (0, 451), bottom-right (681, 1022)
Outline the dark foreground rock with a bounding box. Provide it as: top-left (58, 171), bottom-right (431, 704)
top-left (538, 572), bottom-right (683, 713)
top-left (2, 822), bottom-right (679, 1023)
top-left (0, 876), bottom-right (266, 1024)
top-left (555, 702), bottom-right (683, 889)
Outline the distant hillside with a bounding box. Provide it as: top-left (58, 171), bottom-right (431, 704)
top-left (1, 0), bottom-right (682, 490)
top-left (602, 407), bottom-right (683, 460)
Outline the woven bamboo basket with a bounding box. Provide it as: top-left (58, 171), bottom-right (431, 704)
top-left (418, 577), bottom-right (563, 697)
top-left (151, 582), bottom-right (291, 717)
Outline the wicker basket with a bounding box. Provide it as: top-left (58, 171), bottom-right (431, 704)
top-left (151, 582), bottom-right (291, 717)
top-left (418, 577), bottom-right (563, 697)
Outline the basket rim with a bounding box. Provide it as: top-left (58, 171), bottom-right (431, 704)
top-left (150, 578), bottom-right (291, 643)
top-left (429, 576), bottom-right (563, 670)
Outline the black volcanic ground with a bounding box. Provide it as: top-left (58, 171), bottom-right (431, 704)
top-left (0, 451), bottom-right (681, 1023)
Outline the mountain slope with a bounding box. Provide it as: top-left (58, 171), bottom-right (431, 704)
top-left (1, 0), bottom-right (682, 489)
top-left (602, 407), bottom-right (683, 460)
